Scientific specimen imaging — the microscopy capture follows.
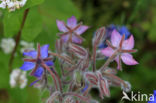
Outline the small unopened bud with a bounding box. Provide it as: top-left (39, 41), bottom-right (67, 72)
top-left (121, 81), bottom-right (131, 92)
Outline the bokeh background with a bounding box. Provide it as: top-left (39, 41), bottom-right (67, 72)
top-left (0, 0), bottom-right (156, 103)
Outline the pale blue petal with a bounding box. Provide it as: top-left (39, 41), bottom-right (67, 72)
top-left (23, 51), bottom-right (37, 59)
top-left (33, 66), bottom-right (44, 78)
top-left (45, 61), bottom-right (54, 66)
top-left (20, 62), bottom-right (35, 71)
top-left (41, 45), bottom-right (49, 58)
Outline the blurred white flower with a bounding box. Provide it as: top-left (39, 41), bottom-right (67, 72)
top-left (0, 0), bottom-right (27, 12)
top-left (20, 40), bottom-right (34, 53)
top-left (0, 38), bottom-right (15, 54)
top-left (10, 69), bottom-right (28, 89)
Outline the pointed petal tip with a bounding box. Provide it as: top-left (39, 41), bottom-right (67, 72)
top-left (56, 20), bottom-right (67, 32)
top-left (121, 53), bottom-right (139, 66)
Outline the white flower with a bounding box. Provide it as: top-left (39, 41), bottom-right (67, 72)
top-left (0, 38), bottom-right (15, 54)
top-left (0, 0), bottom-right (27, 12)
top-left (10, 69), bottom-right (28, 89)
top-left (0, 1), bottom-right (6, 9)
top-left (20, 40), bottom-right (34, 53)
top-left (19, 0), bottom-right (27, 7)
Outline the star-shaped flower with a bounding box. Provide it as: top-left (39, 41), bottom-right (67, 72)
top-left (56, 16), bottom-right (89, 44)
top-left (20, 44), bottom-right (53, 78)
top-left (98, 25), bottom-right (131, 49)
top-left (101, 30), bottom-right (138, 70)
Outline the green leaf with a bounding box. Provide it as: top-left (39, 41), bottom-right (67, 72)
top-left (8, 88), bottom-right (28, 103)
top-left (24, 0), bottom-right (44, 9)
top-left (3, 10), bottom-right (24, 37)
top-left (0, 52), bottom-right (10, 88)
top-left (21, 7), bottom-right (42, 41)
top-left (148, 11), bottom-right (156, 42)
top-left (34, 0), bottom-right (80, 47)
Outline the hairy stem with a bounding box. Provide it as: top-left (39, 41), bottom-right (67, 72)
top-left (63, 92), bottom-right (89, 103)
top-left (9, 9), bottom-right (29, 73)
top-left (41, 62), bottom-right (58, 91)
top-left (100, 50), bottom-right (119, 71)
top-left (52, 66), bottom-right (63, 93)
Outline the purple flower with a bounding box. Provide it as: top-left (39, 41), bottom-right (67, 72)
top-left (101, 30), bottom-right (138, 70)
top-left (20, 44), bottom-right (53, 78)
top-left (148, 90), bottom-right (156, 103)
top-left (98, 25), bottom-right (131, 49)
top-left (56, 16), bottom-right (89, 44)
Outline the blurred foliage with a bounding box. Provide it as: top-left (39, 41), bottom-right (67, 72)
top-left (0, 0), bottom-right (155, 103)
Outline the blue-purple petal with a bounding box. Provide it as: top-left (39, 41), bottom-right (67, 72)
top-left (81, 83), bottom-right (89, 93)
top-left (23, 51), bottom-right (37, 58)
top-left (41, 44), bottom-right (49, 59)
top-left (118, 26), bottom-right (130, 39)
top-left (45, 60), bottom-right (54, 66)
top-left (33, 66), bottom-right (44, 78)
top-left (30, 78), bottom-right (41, 86)
top-left (20, 62), bottom-right (35, 71)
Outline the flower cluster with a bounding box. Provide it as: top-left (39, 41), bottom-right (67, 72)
top-left (19, 16), bottom-right (138, 103)
top-left (0, 0), bottom-right (27, 12)
top-left (10, 69), bottom-right (27, 89)
top-left (0, 38), bottom-right (15, 54)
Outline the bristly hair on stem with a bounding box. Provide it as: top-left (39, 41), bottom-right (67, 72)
top-left (92, 27), bottom-right (106, 72)
top-left (19, 16), bottom-right (138, 102)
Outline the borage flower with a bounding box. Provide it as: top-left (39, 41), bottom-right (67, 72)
top-left (20, 44), bottom-right (53, 78)
top-left (56, 16), bottom-right (89, 44)
top-left (101, 30), bottom-right (138, 70)
top-left (98, 25), bottom-right (131, 49)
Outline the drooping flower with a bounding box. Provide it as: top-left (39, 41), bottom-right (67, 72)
top-left (0, 0), bottom-right (27, 12)
top-left (56, 16), bottom-right (89, 44)
top-left (10, 69), bottom-right (27, 89)
top-left (0, 38), bottom-right (15, 54)
top-left (101, 30), bottom-right (138, 70)
top-left (20, 44), bottom-right (53, 78)
top-left (84, 71), bottom-right (110, 99)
